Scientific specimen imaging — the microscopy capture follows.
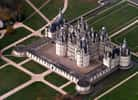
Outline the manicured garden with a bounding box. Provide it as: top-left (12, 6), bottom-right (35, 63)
top-left (6, 82), bottom-right (59, 100)
top-left (0, 65), bottom-right (30, 95)
top-left (100, 74), bottom-right (138, 100)
top-left (88, 64), bottom-right (138, 99)
top-left (0, 28), bottom-right (30, 49)
top-left (64, 0), bottom-right (98, 21)
top-left (19, 36), bottom-right (40, 45)
top-left (112, 25), bottom-right (138, 52)
top-left (45, 73), bottom-right (68, 86)
top-left (30, 0), bottom-right (48, 8)
top-left (88, 2), bottom-right (138, 34)
top-left (23, 13), bottom-right (46, 30)
top-left (22, 60), bottom-right (47, 74)
top-left (3, 47), bottom-right (27, 64)
top-left (22, 1), bottom-right (35, 19)
top-left (63, 83), bottom-right (76, 94)
top-left (41, 0), bottom-right (64, 20)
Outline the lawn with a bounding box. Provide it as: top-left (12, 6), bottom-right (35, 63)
top-left (64, 0), bottom-right (98, 21)
top-left (100, 74), bottom-right (138, 100)
top-left (88, 64), bottom-right (138, 99)
top-left (88, 2), bottom-right (138, 34)
top-left (63, 83), bottom-right (76, 94)
top-left (19, 36), bottom-right (40, 45)
top-left (30, 0), bottom-right (48, 8)
top-left (132, 55), bottom-right (138, 62)
top-left (0, 28), bottom-right (30, 49)
top-left (112, 25), bottom-right (138, 52)
top-left (3, 47), bottom-right (27, 64)
top-left (22, 60), bottom-right (47, 74)
top-left (0, 65), bottom-right (30, 95)
top-left (45, 73), bottom-right (68, 86)
top-left (22, 1), bottom-right (35, 20)
top-left (41, 0), bottom-right (64, 20)
top-left (6, 82), bottom-right (59, 100)
top-left (23, 13), bottom-right (46, 30)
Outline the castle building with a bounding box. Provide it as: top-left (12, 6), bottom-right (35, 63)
top-left (45, 8), bottom-right (64, 38)
top-left (54, 17), bottom-right (131, 68)
top-left (13, 11), bottom-right (132, 94)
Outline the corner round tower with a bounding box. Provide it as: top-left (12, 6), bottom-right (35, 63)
top-left (119, 39), bottom-right (131, 69)
top-left (76, 79), bottom-right (92, 94)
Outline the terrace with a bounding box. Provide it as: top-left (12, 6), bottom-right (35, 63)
top-left (37, 42), bottom-right (103, 74)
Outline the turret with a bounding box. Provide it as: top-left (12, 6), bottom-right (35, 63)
top-left (56, 27), bottom-right (67, 56)
top-left (90, 27), bottom-right (95, 42)
top-left (79, 16), bottom-right (86, 33)
top-left (76, 78), bottom-right (92, 94)
top-left (103, 47), bottom-right (120, 68)
top-left (100, 26), bottom-right (108, 42)
top-left (76, 37), bottom-right (90, 67)
top-left (103, 51), bottom-right (112, 67)
top-left (119, 38), bottom-right (131, 69)
top-left (45, 8), bottom-right (64, 38)
top-left (55, 8), bottom-right (64, 24)
top-left (99, 26), bottom-right (110, 56)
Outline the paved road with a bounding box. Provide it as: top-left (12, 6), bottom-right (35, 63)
top-left (1, 56), bottom-right (34, 76)
top-left (94, 72), bottom-right (138, 100)
top-left (0, 80), bottom-right (34, 100)
top-left (0, 55), bottom-right (68, 99)
top-left (1, 33), bottom-right (34, 52)
top-left (40, 0), bottom-right (68, 31)
top-left (0, 0), bottom-right (70, 99)
top-left (0, 63), bottom-right (9, 70)
top-left (109, 20), bottom-right (138, 38)
top-left (1, 23), bottom-right (42, 52)
top-left (26, 0), bottom-right (50, 23)
top-left (18, 58), bottom-right (32, 66)
top-left (110, 20), bottom-right (138, 57)
top-left (128, 0), bottom-right (138, 6)
top-left (62, 0), bottom-right (68, 13)
top-left (42, 79), bottom-right (67, 95)
top-left (60, 81), bottom-right (72, 89)
top-left (24, 0), bottom-right (51, 22)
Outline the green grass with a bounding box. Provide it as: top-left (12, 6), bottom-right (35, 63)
top-left (88, 3), bottom-right (138, 34)
top-left (112, 25), bottom-right (138, 52)
top-left (22, 1), bottom-right (35, 19)
top-left (88, 65), bottom-right (138, 99)
top-left (22, 60), bottom-right (47, 74)
top-left (64, 0), bottom-right (98, 20)
top-left (7, 56), bottom-right (26, 64)
top-left (45, 73), bottom-right (68, 86)
top-left (0, 28), bottom-right (30, 49)
top-left (0, 59), bottom-right (6, 66)
top-left (41, 0), bottom-right (64, 20)
top-left (0, 65), bottom-right (30, 95)
top-left (132, 55), bottom-right (138, 62)
top-left (3, 47), bottom-right (27, 64)
top-left (19, 36), bottom-right (40, 45)
top-left (100, 74), bottom-right (138, 100)
top-left (24, 13), bottom-right (46, 30)
top-left (30, 0), bottom-right (47, 8)
top-left (63, 83), bottom-right (76, 94)
top-left (6, 82), bottom-right (60, 100)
